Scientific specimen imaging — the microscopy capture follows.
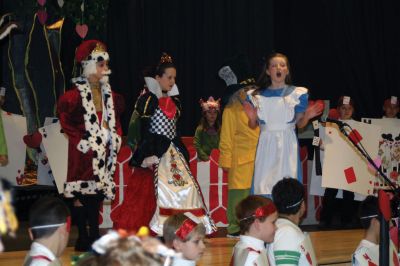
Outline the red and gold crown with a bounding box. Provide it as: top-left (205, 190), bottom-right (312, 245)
top-left (75, 40), bottom-right (107, 63)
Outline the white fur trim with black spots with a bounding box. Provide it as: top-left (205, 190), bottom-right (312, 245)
top-left (72, 77), bottom-right (120, 200)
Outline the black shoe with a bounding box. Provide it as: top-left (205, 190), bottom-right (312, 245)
top-left (227, 231), bottom-right (240, 238)
top-left (74, 238), bottom-right (91, 252)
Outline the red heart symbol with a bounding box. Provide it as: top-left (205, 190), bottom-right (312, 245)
top-left (37, 0), bottom-right (46, 6)
top-left (23, 131), bottom-right (43, 148)
top-left (37, 10), bottom-right (47, 25)
top-left (16, 175), bottom-right (24, 185)
top-left (75, 24), bottom-right (88, 39)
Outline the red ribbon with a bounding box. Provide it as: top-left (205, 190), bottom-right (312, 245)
top-left (175, 218), bottom-right (198, 240)
top-left (253, 203), bottom-right (277, 219)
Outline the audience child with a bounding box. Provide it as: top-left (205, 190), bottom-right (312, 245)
top-left (268, 178), bottom-right (317, 266)
top-left (194, 97), bottom-right (221, 161)
top-left (352, 196), bottom-right (380, 266)
top-left (230, 195), bottom-right (278, 266)
top-left (97, 237), bottom-right (165, 266)
top-left (23, 196), bottom-right (70, 266)
top-left (163, 213), bottom-right (206, 266)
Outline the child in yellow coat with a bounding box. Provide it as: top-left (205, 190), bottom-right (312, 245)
top-left (218, 55), bottom-right (260, 237)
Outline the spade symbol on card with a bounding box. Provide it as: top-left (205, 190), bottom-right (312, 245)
top-left (344, 167), bottom-right (357, 184)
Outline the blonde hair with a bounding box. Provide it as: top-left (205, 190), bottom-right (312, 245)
top-left (97, 238), bottom-right (163, 266)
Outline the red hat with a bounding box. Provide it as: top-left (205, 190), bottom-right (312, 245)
top-left (74, 40), bottom-right (110, 79)
top-left (75, 40), bottom-right (108, 63)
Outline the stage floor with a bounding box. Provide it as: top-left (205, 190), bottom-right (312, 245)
top-left (0, 229), bottom-right (362, 265)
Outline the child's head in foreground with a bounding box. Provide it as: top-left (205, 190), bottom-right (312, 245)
top-left (163, 213), bottom-right (206, 261)
top-left (236, 195), bottom-right (278, 243)
top-left (359, 195), bottom-right (379, 230)
top-left (272, 177), bottom-right (306, 218)
top-left (28, 196), bottom-right (70, 257)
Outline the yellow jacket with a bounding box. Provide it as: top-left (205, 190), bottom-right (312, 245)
top-left (219, 101), bottom-right (259, 189)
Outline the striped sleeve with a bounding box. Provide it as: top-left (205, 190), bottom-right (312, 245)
top-left (273, 250), bottom-right (301, 265)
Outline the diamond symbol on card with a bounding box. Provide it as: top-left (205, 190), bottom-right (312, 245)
top-left (344, 167), bottom-right (357, 184)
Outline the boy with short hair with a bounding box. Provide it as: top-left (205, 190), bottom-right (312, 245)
top-left (24, 196), bottom-right (70, 266)
top-left (268, 177), bottom-right (317, 266)
top-left (163, 213), bottom-right (206, 266)
top-left (231, 195), bottom-right (278, 266)
top-left (352, 196), bottom-right (380, 266)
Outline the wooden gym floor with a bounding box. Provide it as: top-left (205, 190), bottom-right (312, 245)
top-left (0, 228), bottom-right (363, 265)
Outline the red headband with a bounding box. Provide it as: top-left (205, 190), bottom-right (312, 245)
top-left (175, 218), bottom-right (198, 240)
top-left (240, 203), bottom-right (277, 222)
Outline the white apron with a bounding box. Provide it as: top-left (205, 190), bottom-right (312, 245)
top-left (252, 87), bottom-right (307, 194)
top-left (150, 142), bottom-right (216, 235)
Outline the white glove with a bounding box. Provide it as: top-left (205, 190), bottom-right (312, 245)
top-left (141, 155), bottom-right (159, 168)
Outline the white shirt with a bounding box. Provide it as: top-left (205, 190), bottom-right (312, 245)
top-left (232, 235), bottom-right (269, 266)
top-left (23, 242), bottom-right (59, 266)
top-left (268, 218), bottom-right (313, 266)
top-left (172, 256), bottom-right (196, 266)
top-left (352, 239), bottom-right (379, 266)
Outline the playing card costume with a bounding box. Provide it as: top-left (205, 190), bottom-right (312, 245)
top-left (127, 54), bottom-right (216, 235)
top-left (57, 40), bottom-right (124, 250)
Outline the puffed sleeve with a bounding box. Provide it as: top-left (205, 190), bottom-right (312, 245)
top-left (127, 92), bottom-right (157, 150)
top-left (294, 89), bottom-right (309, 114)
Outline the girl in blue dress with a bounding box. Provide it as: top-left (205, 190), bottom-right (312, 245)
top-left (244, 53), bottom-right (323, 195)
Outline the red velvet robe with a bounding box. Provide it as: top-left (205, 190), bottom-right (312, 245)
top-left (57, 87), bottom-right (124, 197)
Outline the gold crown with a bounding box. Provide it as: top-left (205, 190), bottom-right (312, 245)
top-left (93, 42), bottom-right (107, 53)
top-left (159, 52), bottom-right (173, 64)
